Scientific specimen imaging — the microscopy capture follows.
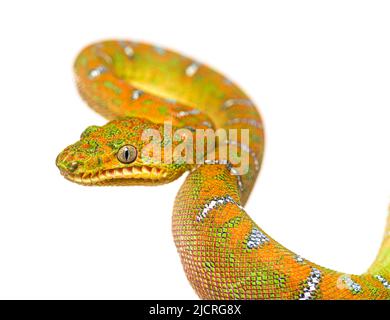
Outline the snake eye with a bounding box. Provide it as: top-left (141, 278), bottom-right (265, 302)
top-left (117, 145), bottom-right (137, 164)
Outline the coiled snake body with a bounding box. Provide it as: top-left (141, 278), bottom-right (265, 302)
top-left (56, 40), bottom-right (390, 299)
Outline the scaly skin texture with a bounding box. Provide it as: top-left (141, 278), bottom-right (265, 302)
top-left (57, 40), bottom-right (390, 299)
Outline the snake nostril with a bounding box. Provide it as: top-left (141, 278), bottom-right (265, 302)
top-left (68, 161), bottom-right (79, 172)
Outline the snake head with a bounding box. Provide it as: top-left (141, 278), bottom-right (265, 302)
top-left (56, 117), bottom-right (192, 186)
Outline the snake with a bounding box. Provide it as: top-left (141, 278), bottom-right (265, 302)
top-left (56, 40), bottom-right (390, 300)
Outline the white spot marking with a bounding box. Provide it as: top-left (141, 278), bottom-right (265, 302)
top-left (185, 62), bottom-right (199, 77)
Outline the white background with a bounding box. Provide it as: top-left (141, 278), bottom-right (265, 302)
top-left (0, 0), bottom-right (389, 299)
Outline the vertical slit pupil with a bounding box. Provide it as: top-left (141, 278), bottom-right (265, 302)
top-left (124, 148), bottom-right (130, 161)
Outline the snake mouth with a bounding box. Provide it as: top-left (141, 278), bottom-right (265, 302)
top-left (61, 165), bottom-right (169, 185)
